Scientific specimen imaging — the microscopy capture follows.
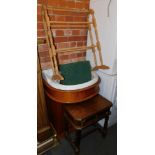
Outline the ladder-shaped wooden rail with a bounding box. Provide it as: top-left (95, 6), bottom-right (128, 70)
top-left (41, 9), bottom-right (56, 77)
top-left (41, 5), bottom-right (109, 80)
top-left (42, 5), bottom-right (64, 80)
top-left (89, 9), bottom-right (110, 70)
top-left (56, 45), bottom-right (97, 53)
top-left (46, 5), bottom-right (90, 13)
top-left (87, 14), bottom-right (98, 68)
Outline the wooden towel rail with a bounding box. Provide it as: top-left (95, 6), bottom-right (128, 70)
top-left (50, 25), bottom-right (89, 28)
top-left (42, 5), bottom-right (64, 80)
top-left (47, 6), bottom-right (90, 13)
top-left (56, 45), bottom-right (97, 53)
top-left (40, 5), bottom-right (109, 80)
top-left (50, 21), bottom-right (92, 25)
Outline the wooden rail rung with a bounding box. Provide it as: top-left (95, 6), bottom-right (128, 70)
top-left (56, 45), bottom-right (97, 53)
top-left (52, 74), bottom-right (64, 80)
top-left (50, 21), bottom-right (92, 25)
top-left (47, 6), bottom-right (90, 13)
top-left (92, 65), bottom-right (110, 71)
top-left (51, 25), bottom-right (89, 28)
top-left (37, 36), bottom-right (46, 39)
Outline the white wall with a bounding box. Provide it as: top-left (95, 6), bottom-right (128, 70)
top-left (87, 0), bottom-right (117, 74)
top-left (87, 0), bottom-right (117, 126)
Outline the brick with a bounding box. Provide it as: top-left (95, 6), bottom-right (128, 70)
top-left (69, 53), bottom-right (78, 59)
top-left (77, 41), bottom-right (83, 46)
top-left (55, 15), bottom-right (65, 21)
top-left (64, 30), bottom-right (72, 36)
top-left (37, 30), bottom-right (45, 37)
top-left (66, 1), bottom-right (75, 8)
top-left (59, 54), bottom-right (69, 60)
top-left (59, 1), bottom-right (68, 8)
top-left (46, 0), bottom-right (59, 7)
top-left (83, 52), bottom-right (86, 57)
top-left (38, 51), bottom-right (49, 57)
top-left (38, 44), bottom-right (48, 52)
top-left (65, 16), bottom-right (73, 21)
top-left (37, 5), bottom-right (42, 15)
top-left (83, 41), bottom-right (87, 46)
top-left (84, 1), bottom-right (90, 9)
top-left (77, 52), bottom-right (83, 57)
top-left (72, 30), bottom-right (80, 35)
top-left (37, 22), bottom-right (44, 29)
top-left (40, 56), bottom-right (51, 63)
top-left (54, 37), bottom-right (68, 43)
top-left (49, 15), bottom-right (55, 21)
top-left (57, 42), bottom-right (70, 48)
top-left (41, 62), bottom-right (51, 70)
top-left (68, 36), bottom-right (81, 41)
top-left (47, 10), bottom-right (54, 15)
top-left (74, 16), bottom-right (86, 22)
top-left (80, 29), bottom-right (87, 36)
top-left (75, 2), bottom-right (85, 9)
top-left (80, 36), bottom-right (87, 41)
top-left (37, 0), bottom-right (47, 4)
top-left (56, 30), bottom-right (64, 36)
top-left (70, 41), bottom-right (77, 47)
top-left (37, 15), bottom-right (43, 22)
top-left (52, 10), bottom-right (66, 15)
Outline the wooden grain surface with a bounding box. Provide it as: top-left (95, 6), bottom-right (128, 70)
top-left (64, 94), bottom-right (112, 121)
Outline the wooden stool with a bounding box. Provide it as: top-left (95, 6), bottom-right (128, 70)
top-left (64, 94), bottom-right (112, 155)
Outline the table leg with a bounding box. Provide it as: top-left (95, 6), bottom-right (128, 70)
top-left (102, 110), bottom-right (110, 137)
top-left (74, 130), bottom-right (81, 154)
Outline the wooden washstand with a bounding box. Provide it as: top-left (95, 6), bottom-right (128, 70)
top-left (43, 77), bottom-right (100, 137)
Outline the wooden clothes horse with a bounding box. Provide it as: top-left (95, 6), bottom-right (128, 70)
top-left (41, 5), bottom-right (109, 80)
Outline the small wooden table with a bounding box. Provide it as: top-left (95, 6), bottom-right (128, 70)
top-left (64, 94), bottom-right (112, 155)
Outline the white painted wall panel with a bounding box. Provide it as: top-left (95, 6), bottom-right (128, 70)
top-left (87, 0), bottom-right (117, 126)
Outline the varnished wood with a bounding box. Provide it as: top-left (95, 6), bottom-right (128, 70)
top-left (64, 95), bottom-right (112, 122)
top-left (92, 65), bottom-right (110, 71)
top-left (37, 56), bottom-right (50, 135)
top-left (91, 11), bottom-right (104, 66)
top-left (42, 5), bottom-right (109, 76)
top-left (64, 94), bottom-right (112, 154)
top-left (47, 6), bottom-right (90, 13)
top-left (43, 77), bottom-right (100, 137)
top-left (43, 77), bottom-right (100, 104)
top-left (37, 137), bottom-right (58, 155)
top-left (87, 15), bottom-right (98, 67)
top-left (50, 21), bottom-right (92, 25)
top-left (51, 25), bottom-right (89, 28)
top-left (41, 8), bottom-right (56, 76)
top-left (45, 96), bottom-right (64, 137)
top-left (43, 5), bottom-right (64, 80)
top-left (37, 123), bottom-right (59, 155)
top-left (37, 55), bottom-right (59, 154)
top-left (56, 45), bottom-right (97, 53)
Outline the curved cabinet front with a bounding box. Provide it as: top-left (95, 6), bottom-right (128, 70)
top-left (43, 78), bottom-right (100, 104)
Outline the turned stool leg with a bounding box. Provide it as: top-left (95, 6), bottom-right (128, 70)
top-left (74, 130), bottom-right (81, 155)
top-left (102, 110), bottom-right (110, 137)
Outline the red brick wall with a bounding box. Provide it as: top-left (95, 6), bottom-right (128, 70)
top-left (37, 0), bottom-right (90, 70)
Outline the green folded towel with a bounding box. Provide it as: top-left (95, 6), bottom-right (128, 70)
top-left (59, 61), bottom-right (91, 85)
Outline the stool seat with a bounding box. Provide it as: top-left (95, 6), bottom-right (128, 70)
top-left (64, 94), bottom-right (112, 154)
top-left (65, 94), bottom-right (112, 121)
